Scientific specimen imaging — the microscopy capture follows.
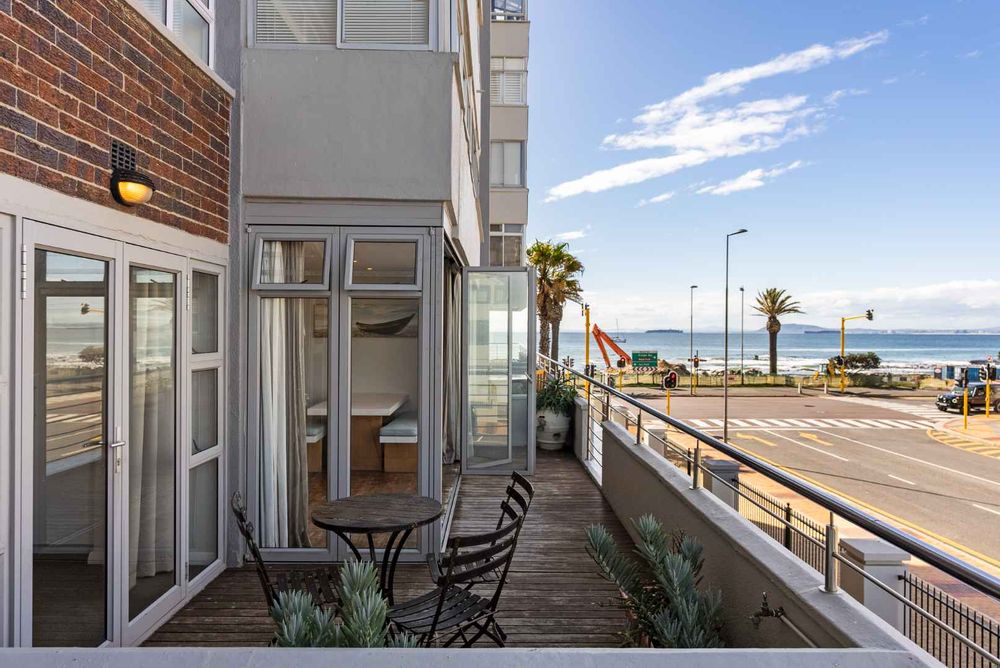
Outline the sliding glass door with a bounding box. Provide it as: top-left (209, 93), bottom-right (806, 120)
top-left (25, 228), bottom-right (118, 646)
top-left (122, 247), bottom-right (185, 643)
top-left (462, 268), bottom-right (535, 474)
top-left (17, 222), bottom-right (220, 646)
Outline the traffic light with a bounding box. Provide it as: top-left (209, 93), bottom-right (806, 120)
top-left (833, 355), bottom-right (845, 367)
top-left (616, 358), bottom-right (627, 369)
top-left (980, 366), bottom-right (989, 382)
top-left (692, 356), bottom-right (700, 369)
top-left (662, 371), bottom-right (678, 390)
top-left (865, 309), bottom-right (874, 321)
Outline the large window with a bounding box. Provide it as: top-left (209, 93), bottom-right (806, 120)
top-left (490, 57), bottom-right (527, 105)
top-left (138, 0), bottom-right (214, 66)
top-left (256, 0), bottom-right (338, 44)
top-left (341, 0), bottom-right (431, 47)
top-left (490, 141), bottom-right (524, 187)
top-left (489, 224), bottom-right (524, 267)
top-left (491, 0), bottom-right (525, 21)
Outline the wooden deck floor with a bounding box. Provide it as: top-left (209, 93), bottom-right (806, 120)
top-left (145, 450), bottom-right (632, 647)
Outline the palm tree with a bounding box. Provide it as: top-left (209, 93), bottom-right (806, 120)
top-left (526, 241), bottom-right (583, 361)
top-left (752, 288), bottom-right (803, 374)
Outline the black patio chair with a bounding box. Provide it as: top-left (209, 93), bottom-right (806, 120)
top-left (461, 471), bottom-right (534, 587)
top-left (389, 512), bottom-right (523, 647)
top-left (230, 491), bottom-right (338, 611)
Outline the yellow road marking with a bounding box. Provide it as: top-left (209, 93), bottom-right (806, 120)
top-left (798, 432), bottom-right (833, 446)
top-left (735, 433), bottom-right (776, 447)
top-left (926, 429), bottom-right (1000, 460)
top-left (728, 444), bottom-right (1000, 571)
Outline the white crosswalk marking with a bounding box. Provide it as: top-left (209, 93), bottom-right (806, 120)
top-left (692, 417), bottom-right (930, 430)
top-left (831, 395), bottom-right (948, 423)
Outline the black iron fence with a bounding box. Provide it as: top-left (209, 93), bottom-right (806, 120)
top-left (903, 572), bottom-right (1000, 667)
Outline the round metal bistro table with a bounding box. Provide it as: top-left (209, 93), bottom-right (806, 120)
top-left (311, 493), bottom-right (443, 605)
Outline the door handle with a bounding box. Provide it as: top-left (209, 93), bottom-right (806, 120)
top-left (106, 440), bottom-right (126, 449)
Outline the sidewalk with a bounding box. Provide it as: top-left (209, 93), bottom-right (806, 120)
top-left (942, 414), bottom-right (1000, 445)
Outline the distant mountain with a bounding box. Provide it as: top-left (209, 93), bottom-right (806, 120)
top-left (757, 323), bottom-right (832, 334)
top-left (646, 328), bottom-right (683, 333)
top-left (756, 324), bottom-right (1000, 335)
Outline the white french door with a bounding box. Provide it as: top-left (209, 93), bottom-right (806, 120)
top-left (18, 222), bottom-right (187, 646)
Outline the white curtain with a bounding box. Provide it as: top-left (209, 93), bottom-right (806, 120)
top-left (259, 243), bottom-right (310, 548)
top-left (128, 275), bottom-right (176, 587)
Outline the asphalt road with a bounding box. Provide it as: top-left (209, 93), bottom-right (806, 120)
top-left (617, 392), bottom-right (1000, 571)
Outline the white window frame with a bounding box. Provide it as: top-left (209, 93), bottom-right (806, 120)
top-left (491, 0), bottom-right (526, 21)
top-left (344, 234), bottom-right (423, 291)
top-left (250, 0), bottom-right (340, 48)
top-left (490, 57), bottom-right (527, 106)
top-left (490, 140), bottom-right (525, 188)
top-left (186, 260), bottom-right (226, 591)
top-left (138, 0), bottom-right (216, 68)
top-left (251, 233), bottom-right (334, 292)
top-left (337, 0), bottom-right (436, 51)
top-left (489, 224), bottom-right (525, 267)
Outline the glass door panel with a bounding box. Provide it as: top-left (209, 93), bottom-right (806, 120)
top-left (127, 266), bottom-right (178, 619)
top-left (257, 297), bottom-right (329, 549)
top-left (348, 298), bottom-right (420, 548)
top-left (463, 269), bottom-right (535, 474)
top-left (31, 249), bottom-right (111, 646)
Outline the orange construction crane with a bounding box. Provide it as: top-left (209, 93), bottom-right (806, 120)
top-left (592, 323), bottom-right (631, 369)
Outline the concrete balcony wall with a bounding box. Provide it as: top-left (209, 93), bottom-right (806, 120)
top-left (491, 20), bottom-right (529, 57)
top-left (490, 105), bottom-right (529, 141)
top-left (489, 188), bottom-right (529, 224)
top-left (242, 48), bottom-right (456, 202)
top-left (598, 421), bottom-right (936, 664)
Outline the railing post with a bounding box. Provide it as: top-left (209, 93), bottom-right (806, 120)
top-left (691, 445), bottom-right (702, 490)
top-left (783, 503), bottom-right (793, 550)
top-left (636, 411), bottom-right (642, 445)
top-left (686, 448), bottom-right (692, 475)
top-left (824, 515), bottom-right (840, 593)
top-left (603, 391), bottom-right (610, 421)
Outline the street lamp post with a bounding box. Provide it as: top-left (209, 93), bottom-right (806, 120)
top-left (839, 309), bottom-right (875, 393)
top-left (739, 286), bottom-right (745, 384)
top-left (689, 285), bottom-right (698, 396)
top-left (724, 229), bottom-right (748, 442)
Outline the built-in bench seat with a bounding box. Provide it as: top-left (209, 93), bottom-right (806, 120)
top-left (306, 420), bottom-right (326, 473)
top-left (380, 410), bottom-right (417, 473)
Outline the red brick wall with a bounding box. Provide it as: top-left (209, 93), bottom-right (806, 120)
top-left (0, 0), bottom-right (231, 242)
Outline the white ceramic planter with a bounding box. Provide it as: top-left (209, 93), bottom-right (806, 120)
top-left (537, 409), bottom-right (571, 450)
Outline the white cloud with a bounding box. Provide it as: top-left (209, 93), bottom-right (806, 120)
top-left (959, 49), bottom-right (982, 59)
top-left (696, 160), bottom-right (805, 196)
top-left (545, 31), bottom-right (887, 202)
top-left (882, 76), bottom-right (899, 85)
top-left (637, 191), bottom-right (676, 207)
top-left (553, 229), bottom-right (588, 241)
top-left (824, 88), bottom-right (868, 105)
top-left (898, 14), bottom-right (929, 27)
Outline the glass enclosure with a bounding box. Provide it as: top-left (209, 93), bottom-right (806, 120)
top-left (32, 251), bottom-right (110, 646)
top-left (464, 269), bottom-right (533, 473)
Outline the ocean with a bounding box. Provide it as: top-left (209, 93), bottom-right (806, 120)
top-left (554, 331), bottom-right (1000, 375)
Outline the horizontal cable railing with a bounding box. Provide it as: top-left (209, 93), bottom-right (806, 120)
top-left (539, 353), bottom-right (1000, 667)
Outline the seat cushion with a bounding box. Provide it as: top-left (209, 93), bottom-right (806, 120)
top-left (380, 410), bottom-right (418, 438)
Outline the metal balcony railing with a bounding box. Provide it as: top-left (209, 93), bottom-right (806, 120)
top-left (539, 353), bottom-right (1000, 667)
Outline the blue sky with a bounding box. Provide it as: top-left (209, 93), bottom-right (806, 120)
top-left (525, 1), bottom-right (1000, 332)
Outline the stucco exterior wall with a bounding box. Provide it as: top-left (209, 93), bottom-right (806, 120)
top-left (242, 48), bottom-right (455, 202)
top-left (491, 20), bottom-right (529, 57)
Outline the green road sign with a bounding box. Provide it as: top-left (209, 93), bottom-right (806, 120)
top-left (632, 350), bottom-right (658, 368)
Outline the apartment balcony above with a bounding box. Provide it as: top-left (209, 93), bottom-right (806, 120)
top-left (242, 48), bottom-right (463, 203)
top-left (492, 20), bottom-right (529, 58)
top-left (491, 105), bottom-right (529, 142)
top-left (490, 187), bottom-right (529, 225)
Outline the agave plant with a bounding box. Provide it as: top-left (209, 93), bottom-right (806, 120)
top-left (271, 560), bottom-right (417, 648)
top-left (585, 514), bottom-right (724, 648)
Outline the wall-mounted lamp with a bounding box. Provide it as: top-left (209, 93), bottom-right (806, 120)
top-left (110, 168), bottom-right (156, 206)
top-left (109, 140), bottom-right (156, 207)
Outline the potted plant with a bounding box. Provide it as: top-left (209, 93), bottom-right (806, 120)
top-left (537, 376), bottom-right (577, 450)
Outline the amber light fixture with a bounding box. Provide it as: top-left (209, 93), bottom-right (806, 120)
top-left (110, 168), bottom-right (156, 206)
